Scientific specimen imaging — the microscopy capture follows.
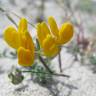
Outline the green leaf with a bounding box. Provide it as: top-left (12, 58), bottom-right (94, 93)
top-left (89, 55), bottom-right (96, 65)
top-left (36, 38), bottom-right (40, 51)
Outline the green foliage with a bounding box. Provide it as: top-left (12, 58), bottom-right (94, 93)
top-left (36, 38), bottom-right (40, 51)
top-left (89, 55), bottom-right (96, 65)
top-left (8, 61), bottom-right (53, 85)
top-left (30, 62), bottom-right (53, 84)
top-left (8, 68), bottom-right (24, 85)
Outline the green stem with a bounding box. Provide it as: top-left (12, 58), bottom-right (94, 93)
top-left (9, 11), bottom-right (36, 28)
top-left (0, 7), bottom-right (36, 28)
top-left (58, 52), bottom-right (62, 72)
top-left (22, 70), bottom-right (70, 78)
top-left (6, 14), bottom-right (18, 28)
top-left (38, 56), bottom-right (53, 73)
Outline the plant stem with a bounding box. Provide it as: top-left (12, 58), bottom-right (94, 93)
top-left (0, 7), bottom-right (36, 28)
top-left (38, 56), bottom-right (53, 73)
top-left (6, 14), bottom-right (18, 28)
top-left (0, 7), bottom-right (18, 28)
top-left (9, 11), bottom-right (36, 28)
top-left (22, 70), bottom-right (70, 78)
top-left (58, 52), bottom-right (62, 72)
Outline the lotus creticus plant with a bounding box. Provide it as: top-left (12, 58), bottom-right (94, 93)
top-left (4, 18), bottom-right (35, 66)
top-left (37, 16), bottom-right (74, 57)
top-left (3, 16), bottom-right (74, 67)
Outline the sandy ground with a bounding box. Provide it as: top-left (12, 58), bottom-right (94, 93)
top-left (0, 50), bottom-right (96, 96)
top-left (0, 38), bottom-right (96, 96)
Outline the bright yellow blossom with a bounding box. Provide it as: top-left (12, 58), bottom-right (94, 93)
top-left (48, 16), bottom-right (74, 45)
top-left (4, 18), bottom-right (35, 66)
top-left (37, 22), bottom-right (60, 57)
top-left (36, 16), bottom-right (74, 57)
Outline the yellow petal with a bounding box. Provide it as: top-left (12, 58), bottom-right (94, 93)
top-left (19, 30), bottom-right (34, 51)
top-left (19, 33), bottom-right (27, 48)
top-left (48, 16), bottom-right (59, 38)
top-left (3, 26), bottom-right (19, 49)
top-left (41, 22), bottom-right (50, 36)
top-left (42, 34), bottom-right (60, 57)
top-left (24, 31), bottom-right (35, 51)
top-left (18, 18), bottom-right (27, 33)
top-left (37, 23), bottom-right (45, 46)
top-left (18, 47), bottom-right (34, 66)
top-left (59, 22), bottom-right (74, 44)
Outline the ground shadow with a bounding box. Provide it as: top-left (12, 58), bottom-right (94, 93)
top-left (33, 78), bottom-right (78, 96)
top-left (0, 66), bottom-right (5, 74)
top-left (14, 84), bottom-right (28, 92)
top-left (85, 63), bottom-right (96, 74)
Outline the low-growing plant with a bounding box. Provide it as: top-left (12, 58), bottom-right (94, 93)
top-left (1, 8), bottom-right (74, 85)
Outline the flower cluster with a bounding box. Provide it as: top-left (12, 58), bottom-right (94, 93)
top-left (4, 18), bottom-right (34, 66)
top-left (37, 16), bottom-right (74, 57)
top-left (3, 16), bottom-right (74, 67)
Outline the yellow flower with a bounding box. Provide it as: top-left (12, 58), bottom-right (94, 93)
top-left (37, 22), bottom-right (60, 57)
top-left (4, 18), bottom-right (35, 66)
top-left (48, 16), bottom-right (74, 45)
top-left (36, 16), bottom-right (74, 57)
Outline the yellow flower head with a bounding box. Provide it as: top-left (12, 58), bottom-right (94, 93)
top-left (36, 16), bottom-right (74, 57)
top-left (4, 18), bottom-right (35, 66)
top-left (48, 16), bottom-right (74, 45)
top-left (37, 22), bottom-right (60, 57)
